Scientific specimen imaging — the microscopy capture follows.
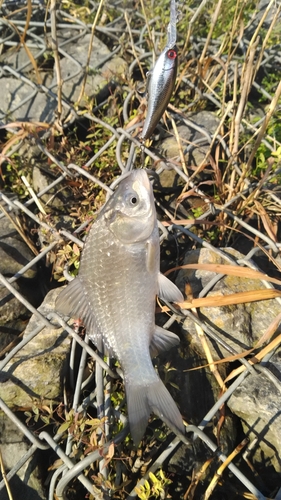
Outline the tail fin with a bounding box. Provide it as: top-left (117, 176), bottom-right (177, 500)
top-left (126, 379), bottom-right (184, 446)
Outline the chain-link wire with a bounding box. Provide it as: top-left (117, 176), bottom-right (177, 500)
top-left (0, 0), bottom-right (281, 499)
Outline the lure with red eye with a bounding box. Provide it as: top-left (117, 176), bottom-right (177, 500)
top-left (139, 45), bottom-right (178, 141)
top-left (167, 49), bottom-right (177, 59)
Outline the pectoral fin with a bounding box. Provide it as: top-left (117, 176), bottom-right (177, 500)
top-left (56, 278), bottom-right (104, 352)
top-left (146, 239), bottom-right (158, 274)
top-left (158, 273), bottom-right (184, 303)
top-left (150, 325), bottom-right (180, 358)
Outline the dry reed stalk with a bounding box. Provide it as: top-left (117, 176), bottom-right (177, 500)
top-left (76, 0), bottom-right (106, 105)
top-left (204, 439), bottom-right (248, 500)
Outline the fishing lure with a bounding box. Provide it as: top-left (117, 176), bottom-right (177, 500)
top-left (139, 0), bottom-right (179, 141)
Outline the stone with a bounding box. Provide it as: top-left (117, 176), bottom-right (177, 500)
top-left (177, 247), bottom-right (281, 472)
top-left (0, 215), bottom-right (40, 343)
top-left (228, 354), bottom-right (281, 473)
top-left (0, 283), bottom-right (30, 340)
top-left (1, 288), bottom-right (72, 408)
top-left (0, 413), bottom-right (46, 500)
top-left (4, 41), bottom-right (44, 73)
top-left (51, 34), bottom-right (127, 105)
top-left (0, 216), bottom-right (36, 279)
top-left (159, 111), bottom-right (220, 167)
top-left (177, 247), bottom-right (281, 357)
top-left (0, 77), bottom-right (57, 123)
top-left (32, 166), bottom-right (69, 209)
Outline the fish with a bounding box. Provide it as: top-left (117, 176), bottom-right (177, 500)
top-left (139, 0), bottom-right (179, 141)
top-left (56, 169), bottom-right (185, 445)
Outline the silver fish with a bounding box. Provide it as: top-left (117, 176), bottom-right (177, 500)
top-left (139, 0), bottom-right (178, 141)
top-left (56, 170), bottom-right (184, 445)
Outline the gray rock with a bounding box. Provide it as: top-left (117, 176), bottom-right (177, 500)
top-left (0, 283), bottom-right (30, 340)
top-left (159, 111), bottom-right (220, 167)
top-left (0, 413), bottom-right (46, 500)
top-left (0, 215), bottom-right (40, 343)
top-left (4, 41), bottom-right (44, 73)
top-left (0, 77), bottom-right (57, 123)
top-left (1, 288), bottom-right (72, 408)
top-left (54, 34), bottom-right (128, 105)
top-left (177, 247), bottom-right (281, 471)
top-left (62, 33), bottom-right (110, 68)
top-left (178, 247), bottom-right (280, 357)
top-left (32, 166), bottom-right (68, 209)
top-left (0, 217), bottom-right (36, 279)
top-left (228, 354), bottom-right (281, 473)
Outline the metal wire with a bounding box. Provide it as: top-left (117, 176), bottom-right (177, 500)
top-left (0, 1), bottom-right (280, 499)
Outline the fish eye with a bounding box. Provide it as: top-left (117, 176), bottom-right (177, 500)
top-left (127, 193), bottom-right (139, 206)
top-left (167, 49), bottom-right (177, 60)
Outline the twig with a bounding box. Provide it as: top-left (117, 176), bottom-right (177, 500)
top-left (139, 0), bottom-right (155, 54)
top-left (50, 0), bottom-right (62, 125)
top-left (21, 176), bottom-right (47, 215)
top-left (246, 79), bottom-right (281, 171)
top-left (76, 0), bottom-right (106, 105)
top-left (125, 10), bottom-right (146, 81)
top-left (204, 439), bottom-right (248, 500)
top-left (199, 0), bottom-right (223, 64)
top-left (0, 446), bottom-right (14, 500)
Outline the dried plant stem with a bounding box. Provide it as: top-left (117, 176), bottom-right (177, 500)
top-left (50, 0), bottom-right (62, 123)
top-left (0, 446), bottom-right (14, 500)
top-left (189, 101), bottom-right (233, 183)
top-left (139, 0), bottom-right (155, 54)
top-left (0, 203), bottom-right (38, 256)
top-left (204, 439), bottom-right (248, 500)
top-left (252, 2), bottom-right (281, 83)
top-left (170, 117), bottom-right (188, 176)
top-left (199, 0), bottom-right (223, 64)
top-left (232, 39), bottom-right (258, 158)
top-left (182, 0), bottom-right (211, 57)
top-left (192, 307), bottom-right (226, 392)
top-left (246, 79), bottom-right (281, 171)
top-left (246, 0), bottom-right (277, 54)
top-left (124, 11), bottom-right (146, 81)
top-left (77, 0), bottom-right (105, 105)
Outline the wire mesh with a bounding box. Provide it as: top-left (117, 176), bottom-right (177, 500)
top-left (0, 1), bottom-right (281, 499)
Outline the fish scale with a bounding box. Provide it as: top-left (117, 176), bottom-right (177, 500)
top-left (56, 170), bottom-right (185, 445)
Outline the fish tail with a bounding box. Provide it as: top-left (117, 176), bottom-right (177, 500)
top-left (126, 379), bottom-right (184, 445)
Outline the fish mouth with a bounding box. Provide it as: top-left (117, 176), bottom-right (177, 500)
top-left (132, 169), bottom-right (152, 193)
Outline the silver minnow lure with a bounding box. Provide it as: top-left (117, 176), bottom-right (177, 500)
top-left (56, 170), bottom-right (184, 445)
top-left (139, 0), bottom-right (178, 141)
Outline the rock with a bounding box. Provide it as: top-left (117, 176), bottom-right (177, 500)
top-left (0, 413), bottom-right (46, 500)
top-left (0, 76), bottom-right (57, 123)
top-left (0, 28), bottom-right (127, 122)
top-left (0, 215), bottom-right (40, 343)
top-left (1, 288), bottom-right (72, 408)
top-left (177, 247), bottom-right (281, 473)
top-left (59, 33), bottom-right (110, 68)
top-left (32, 166), bottom-right (70, 209)
top-left (54, 34), bottom-right (128, 105)
top-left (4, 41), bottom-right (44, 73)
top-left (177, 247), bottom-right (281, 357)
top-left (0, 283), bottom-right (31, 340)
top-left (228, 353), bottom-right (281, 473)
top-left (159, 111), bottom-right (220, 167)
top-left (0, 216), bottom-right (36, 279)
